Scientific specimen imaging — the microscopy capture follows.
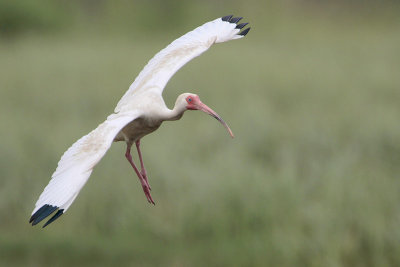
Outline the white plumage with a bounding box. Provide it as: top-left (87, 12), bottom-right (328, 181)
top-left (30, 15), bottom-right (250, 228)
top-left (115, 16), bottom-right (247, 112)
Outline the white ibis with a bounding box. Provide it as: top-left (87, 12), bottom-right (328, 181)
top-left (30, 15), bottom-right (250, 228)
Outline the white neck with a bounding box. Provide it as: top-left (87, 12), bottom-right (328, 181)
top-left (163, 103), bottom-right (186, 121)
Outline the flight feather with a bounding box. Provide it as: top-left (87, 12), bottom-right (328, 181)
top-left (114, 16), bottom-right (250, 112)
top-left (30, 112), bottom-right (140, 227)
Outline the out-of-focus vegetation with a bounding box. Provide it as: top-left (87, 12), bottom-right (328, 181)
top-left (1, 0), bottom-right (400, 266)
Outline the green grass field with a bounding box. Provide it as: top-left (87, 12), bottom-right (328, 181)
top-left (1, 6), bottom-right (400, 266)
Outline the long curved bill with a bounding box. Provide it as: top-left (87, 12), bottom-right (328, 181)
top-left (197, 102), bottom-right (234, 138)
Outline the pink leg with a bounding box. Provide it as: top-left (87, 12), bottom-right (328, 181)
top-left (135, 139), bottom-right (151, 190)
top-left (125, 144), bottom-right (155, 205)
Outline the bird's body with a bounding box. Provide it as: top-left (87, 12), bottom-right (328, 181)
top-left (114, 92), bottom-right (168, 143)
top-left (30, 15), bottom-right (250, 228)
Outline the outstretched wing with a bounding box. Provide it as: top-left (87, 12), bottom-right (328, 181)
top-left (114, 15), bottom-right (250, 112)
top-left (30, 111), bottom-right (141, 228)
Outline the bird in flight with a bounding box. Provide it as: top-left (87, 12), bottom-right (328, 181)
top-left (30, 15), bottom-right (250, 228)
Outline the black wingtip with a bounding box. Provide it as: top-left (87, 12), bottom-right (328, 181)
top-left (229, 17), bottom-right (243, 24)
top-left (29, 204), bottom-right (52, 223)
top-left (222, 15), bottom-right (233, 22)
top-left (43, 209), bottom-right (64, 228)
top-left (222, 15), bottom-right (251, 37)
top-left (239, 27), bottom-right (251, 36)
top-left (236, 22), bottom-right (248, 29)
top-left (29, 204), bottom-right (59, 226)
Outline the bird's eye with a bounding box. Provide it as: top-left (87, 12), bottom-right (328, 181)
top-left (188, 98), bottom-right (192, 102)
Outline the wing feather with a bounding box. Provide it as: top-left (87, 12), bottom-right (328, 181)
top-left (114, 16), bottom-right (250, 112)
top-left (30, 112), bottom-right (140, 227)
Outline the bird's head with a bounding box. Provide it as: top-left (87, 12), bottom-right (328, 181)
top-left (176, 93), bottom-right (234, 138)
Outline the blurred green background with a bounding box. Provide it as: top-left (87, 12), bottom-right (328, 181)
top-left (1, 0), bottom-right (400, 266)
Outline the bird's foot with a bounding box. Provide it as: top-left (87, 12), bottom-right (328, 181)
top-left (141, 171), bottom-right (151, 191)
top-left (142, 183), bottom-right (155, 205)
